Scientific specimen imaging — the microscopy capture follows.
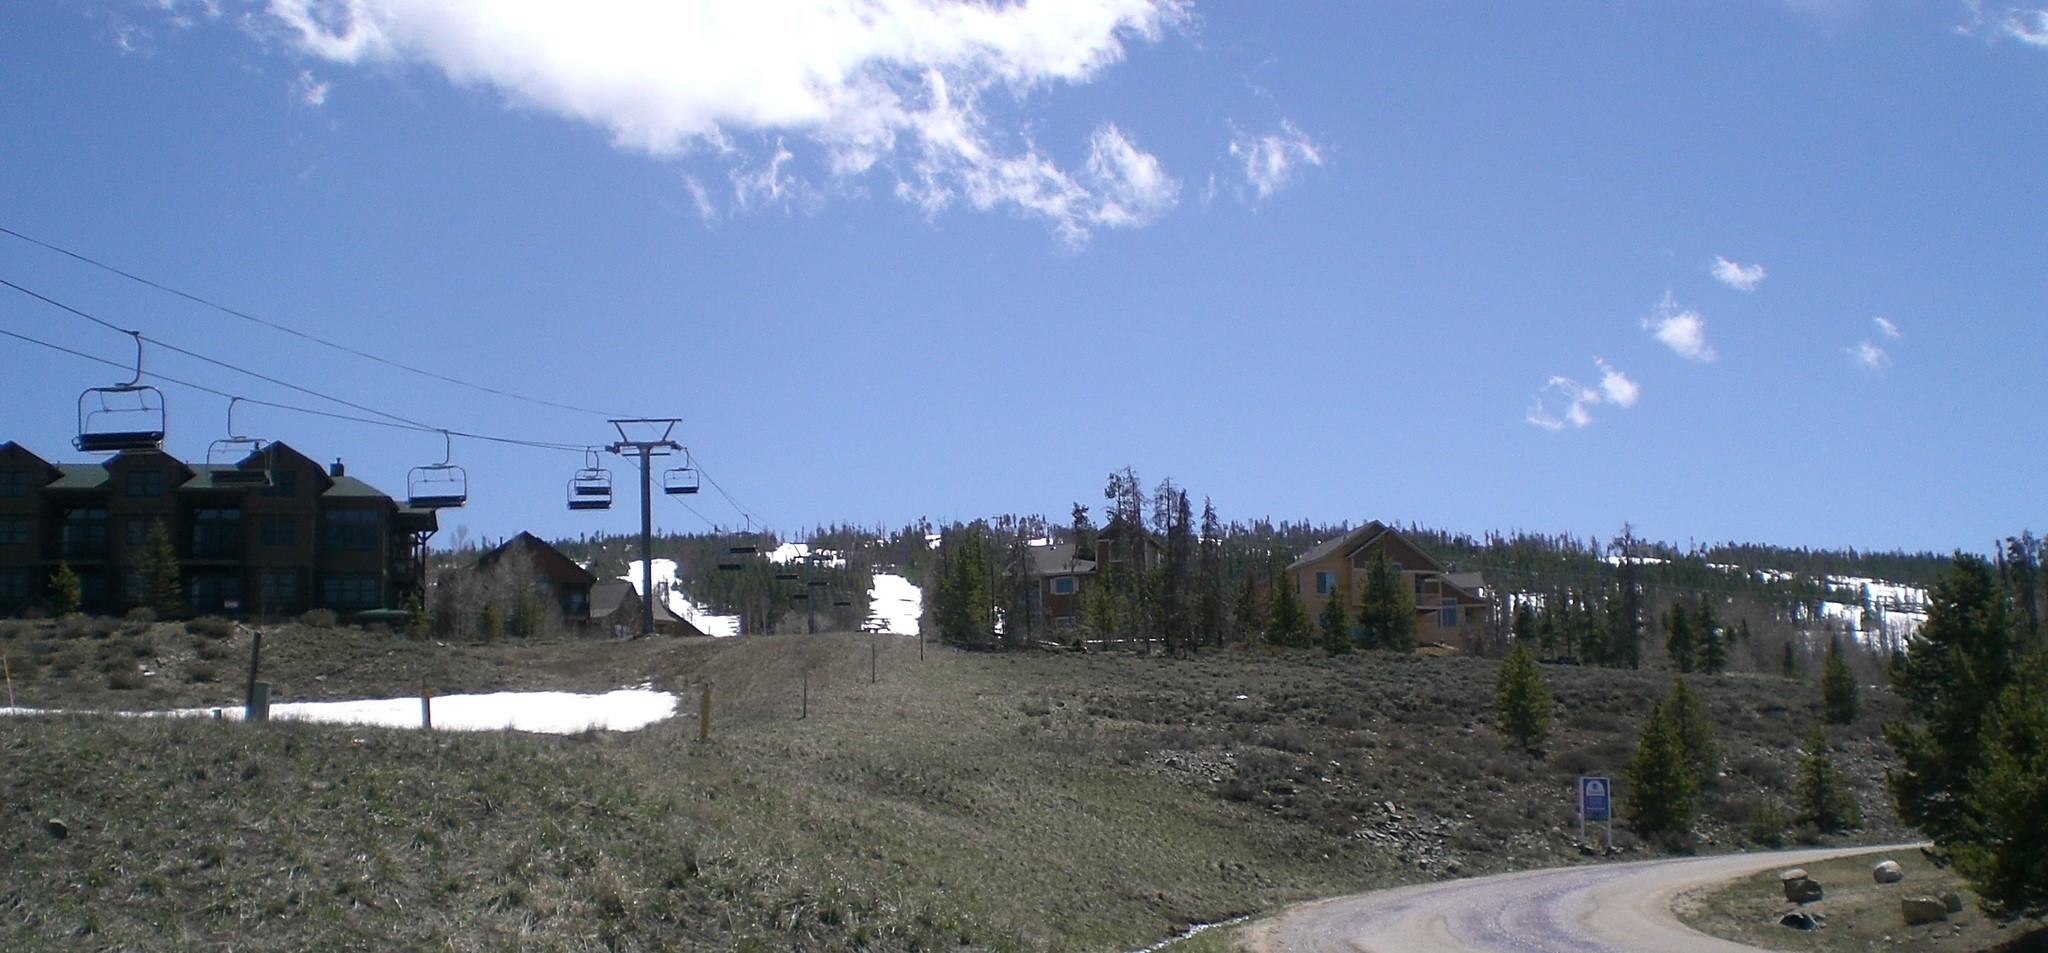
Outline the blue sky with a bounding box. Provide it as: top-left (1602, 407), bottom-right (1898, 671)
top-left (3, 1), bottom-right (2045, 555)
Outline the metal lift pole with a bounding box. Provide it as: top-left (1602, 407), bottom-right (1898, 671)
top-left (607, 419), bottom-right (683, 638)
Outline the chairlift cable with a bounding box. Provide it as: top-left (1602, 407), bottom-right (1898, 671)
top-left (0, 224), bottom-right (630, 419)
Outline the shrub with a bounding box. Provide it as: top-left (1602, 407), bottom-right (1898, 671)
top-left (186, 616), bottom-right (237, 639)
top-left (300, 609), bottom-right (338, 627)
top-left (186, 662), bottom-right (218, 684)
top-left (1744, 798), bottom-right (1788, 847)
top-left (106, 665), bottom-right (145, 690)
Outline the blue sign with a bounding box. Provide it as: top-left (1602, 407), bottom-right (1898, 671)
top-left (1581, 776), bottom-right (1611, 822)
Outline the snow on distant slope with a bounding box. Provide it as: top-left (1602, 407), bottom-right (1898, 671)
top-left (624, 558), bottom-right (741, 637)
top-left (767, 543), bottom-right (845, 567)
top-left (865, 573), bottom-right (922, 636)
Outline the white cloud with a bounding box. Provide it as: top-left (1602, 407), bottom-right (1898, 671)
top-left (1850, 340), bottom-right (1890, 371)
top-left (1528, 358), bottom-right (1639, 430)
top-left (250, 0), bottom-right (1188, 243)
top-left (1596, 357), bottom-right (1639, 407)
top-left (1967, 3), bottom-right (2048, 46)
top-left (1643, 292), bottom-right (1717, 362)
top-left (1711, 256), bottom-right (1765, 292)
top-left (293, 69), bottom-right (331, 107)
top-left (1228, 120), bottom-right (1323, 202)
top-left (1873, 315), bottom-right (1902, 339)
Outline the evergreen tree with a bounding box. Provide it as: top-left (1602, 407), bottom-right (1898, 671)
top-left (1513, 601), bottom-right (1539, 653)
top-left (1626, 703), bottom-right (1699, 846)
top-left (1794, 724), bottom-right (1859, 834)
top-left (50, 562), bottom-right (81, 615)
top-left (1663, 600), bottom-right (1695, 673)
top-left (1782, 639), bottom-right (1804, 680)
top-left (1069, 503), bottom-right (1096, 562)
top-left (1197, 499), bottom-right (1225, 647)
top-left (1821, 635), bottom-right (1860, 724)
top-left (1232, 571), bottom-right (1262, 645)
top-left (1266, 571), bottom-right (1311, 649)
top-left (1494, 642), bottom-right (1552, 752)
top-left (1696, 598), bottom-right (1728, 675)
top-left (142, 519), bottom-right (183, 618)
top-left (1356, 546), bottom-right (1415, 651)
top-left (1953, 649), bottom-right (2048, 919)
top-left (1885, 554), bottom-right (2017, 849)
top-left (1662, 679), bottom-right (1721, 789)
top-left (1608, 525), bottom-right (1646, 668)
top-left (1318, 579), bottom-right (1351, 655)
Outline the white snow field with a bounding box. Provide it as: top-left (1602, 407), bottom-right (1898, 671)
top-left (3, 687), bottom-right (680, 734)
top-left (865, 573), bottom-right (923, 635)
top-left (624, 557), bottom-right (741, 636)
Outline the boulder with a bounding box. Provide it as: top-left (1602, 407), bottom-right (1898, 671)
top-left (1940, 890), bottom-right (1964, 913)
top-left (42, 818), bottom-right (68, 840)
top-left (1784, 877), bottom-right (1825, 904)
top-left (1902, 896), bottom-right (1950, 925)
top-left (1779, 912), bottom-right (1822, 931)
top-left (1779, 867), bottom-right (1809, 882)
top-left (1872, 859), bottom-right (1905, 884)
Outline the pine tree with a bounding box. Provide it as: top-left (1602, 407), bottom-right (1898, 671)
top-left (1663, 601), bottom-right (1696, 673)
top-left (1266, 571), bottom-right (1311, 649)
top-left (1197, 499), bottom-right (1225, 647)
top-left (1513, 601), bottom-right (1539, 654)
top-left (1356, 546), bottom-right (1415, 651)
top-left (1626, 703), bottom-right (1698, 846)
top-left (1319, 579), bottom-right (1351, 655)
top-left (1662, 679), bottom-right (1721, 789)
top-left (142, 519), bottom-right (183, 618)
top-left (50, 562), bottom-right (81, 615)
top-left (1794, 724), bottom-right (1858, 834)
top-left (1782, 639), bottom-right (1804, 680)
top-left (1885, 554), bottom-right (2018, 849)
top-left (1232, 571), bottom-right (1262, 645)
top-left (1821, 635), bottom-right (1859, 724)
top-left (1696, 598), bottom-right (1728, 675)
top-left (1953, 649), bottom-right (2048, 919)
top-left (1494, 642), bottom-right (1552, 752)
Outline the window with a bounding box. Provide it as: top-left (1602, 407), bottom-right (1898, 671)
top-left (320, 573), bottom-right (381, 609)
top-left (259, 517), bottom-right (298, 547)
top-left (189, 575), bottom-right (242, 612)
top-left (322, 509), bottom-right (380, 552)
top-left (60, 508), bottom-right (108, 558)
top-left (0, 570), bottom-right (29, 602)
top-left (191, 508), bottom-right (242, 558)
top-left (1314, 570), bottom-right (1336, 596)
top-left (561, 587), bottom-right (589, 616)
top-left (125, 518), bottom-right (163, 549)
top-left (0, 518), bottom-right (27, 547)
top-left (1051, 576), bottom-right (1077, 596)
top-left (124, 469), bottom-right (165, 498)
top-left (261, 570), bottom-right (300, 606)
top-left (0, 470), bottom-right (29, 497)
top-left (1439, 598), bottom-right (1459, 628)
top-left (260, 468), bottom-right (297, 498)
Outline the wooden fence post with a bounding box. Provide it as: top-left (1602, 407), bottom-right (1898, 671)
top-left (699, 683), bottom-right (713, 741)
top-left (800, 671), bottom-right (808, 720)
top-left (420, 685), bottom-right (433, 730)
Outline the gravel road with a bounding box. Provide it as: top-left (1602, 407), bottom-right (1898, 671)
top-left (1241, 844), bottom-right (1916, 953)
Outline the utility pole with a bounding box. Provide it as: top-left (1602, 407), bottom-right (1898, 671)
top-left (608, 418), bottom-right (683, 637)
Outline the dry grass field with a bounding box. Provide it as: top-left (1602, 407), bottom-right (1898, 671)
top-left (1, 618), bottom-right (1930, 951)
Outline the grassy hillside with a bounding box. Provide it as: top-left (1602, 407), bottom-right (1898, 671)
top-left (2, 619), bottom-right (1913, 951)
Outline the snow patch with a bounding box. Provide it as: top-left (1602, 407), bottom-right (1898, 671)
top-left (624, 558), bottom-right (741, 637)
top-left (865, 573), bottom-right (923, 636)
top-left (5, 688), bottom-right (679, 735)
top-left (767, 542), bottom-right (844, 567)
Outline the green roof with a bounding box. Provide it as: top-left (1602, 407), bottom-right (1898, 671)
top-left (46, 464), bottom-right (109, 491)
top-left (323, 475), bottom-right (394, 500)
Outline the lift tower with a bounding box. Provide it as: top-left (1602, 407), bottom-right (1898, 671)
top-left (607, 419), bottom-right (683, 637)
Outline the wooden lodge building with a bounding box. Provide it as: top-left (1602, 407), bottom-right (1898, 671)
top-left (0, 440), bottom-right (435, 617)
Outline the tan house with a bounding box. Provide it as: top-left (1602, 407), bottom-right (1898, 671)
top-left (1283, 521), bottom-right (1491, 649)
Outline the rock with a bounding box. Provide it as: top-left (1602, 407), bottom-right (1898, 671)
top-left (1873, 859), bottom-right (1905, 883)
top-left (1902, 896), bottom-right (1950, 925)
top-left (1784, 877), bottom-right (1825, 904)
top-left (1940, 890), bottom-right (1964, 913)
top-left (1779, 868), bottom-right (1809, 882)
top-left (42, 818), bottom-right (68, 840)
top-left (1780, 912), bottom-right (1823, 931)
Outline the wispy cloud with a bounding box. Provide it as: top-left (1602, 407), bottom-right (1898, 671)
top-left (1850, 340), bottom-right (1891, 371)
top-left (293, 70), bottom-right (331, 107)
top-left (1528, 358), bottom-right (1639, 430)
top-left (1228, 120), bottom-right (1322, 202)
top-left (1873, 315), bottom-right (1902, 339)
top-left (1711, 256), bottom-right (1765, 292)
top-left (1642, 292), bottom-right (1718, 363)
top-left (1964, 3), bottom-right (2048, 46)
top-left (246, 0), bottom-right (1189, 244)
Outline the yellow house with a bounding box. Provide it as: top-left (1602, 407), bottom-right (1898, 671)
top-left (1283, 521), bottom-right (1491, 650)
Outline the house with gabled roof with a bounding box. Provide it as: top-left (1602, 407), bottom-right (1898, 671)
top-left (477, 531), bottom-right (598, 622)
top-left (0, 439), bottom-right (434, 617)
top-left (1283, 521), bottom-right (1492, 650)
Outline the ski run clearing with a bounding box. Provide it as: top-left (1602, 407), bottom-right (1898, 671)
top-left (623, 558), bottom-right (921, 637)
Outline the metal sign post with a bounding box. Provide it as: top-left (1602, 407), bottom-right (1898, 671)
top-left (1579, 776), bottom-right (1612, 851)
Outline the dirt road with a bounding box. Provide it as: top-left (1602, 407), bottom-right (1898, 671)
top-left (1242, 844), bottom-right (1915, 953)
